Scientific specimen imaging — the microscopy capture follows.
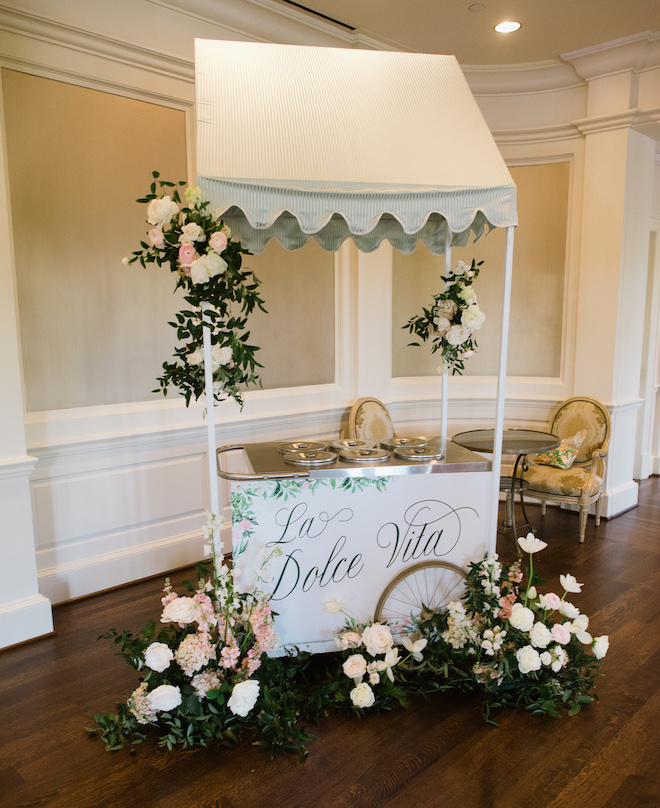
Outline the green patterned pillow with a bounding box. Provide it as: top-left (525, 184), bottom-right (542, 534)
top-left (535, 430), bottom-right (587, 469)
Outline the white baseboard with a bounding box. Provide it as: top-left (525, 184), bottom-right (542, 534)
top-left (0, 594), bottom-right (53, 648)
top-left (37, 526), bottom-right (231, 604)
top-left (602, 480), bottom-right (639, 517)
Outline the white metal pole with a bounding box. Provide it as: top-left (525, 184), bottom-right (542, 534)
top-left (489, 226), bottom-right (515, 552)
top-left (441, 226), bottom-right (452, 449)
top-left (202, 302), bottom-right (220, 524)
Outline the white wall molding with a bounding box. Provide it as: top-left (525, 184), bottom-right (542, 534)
top-left (0, 454), bottom-right (38, 480)
top-left (573, 109), bottom-right (646, 136)
top-left (492, 124), bottom-right (582, 146)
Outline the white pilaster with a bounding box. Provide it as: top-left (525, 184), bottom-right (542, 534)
top-left (0, 80), bottom-right (53, 648)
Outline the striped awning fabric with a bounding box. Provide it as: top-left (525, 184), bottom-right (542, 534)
top-left (195, 40), bottom-right (517, 254)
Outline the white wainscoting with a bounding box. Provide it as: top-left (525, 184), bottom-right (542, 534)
top-left (27, 383), bottom-right (616, 605)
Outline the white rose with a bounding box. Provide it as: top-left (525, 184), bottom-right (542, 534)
top-left (148, 228), bottom-right (165, 248)
top-left (211, 345), bottom-right (233, 370)
top-left (516, 645), bottom-right (542, 675)
top-left (144, 642), bottom-right (174, 672)
top-left (539, 651), bottom-right (552, 666)
top-left (461, 305), bottom-right (486, 332)
top-left (445, 324), bottom-right (470, 346)
top-left (592, 635), bottom-right (609, 659)
top-left (558, 600), bottom-right (580, 619)
top-left (560, 574), bottom-right (583, 593)
top-left (227, 679), bottom-right (260, 717)
top-left (161, 596), bottom-right (197, 625)
top-left (179, 222), bottom-right (206, 244)
top-left (529, 621), bottom-right (552, 649)
top-left (517, 533), bottom-right (548, 554)
top-left (361, 623), bottom-right (394, 657)
top-left (201, 252), bottom-right (227, 278)
top-left (454, 260), bottom-right (468, 275)
top-left (185, 346), bottom-right (204, 366)
top-left (342, 653), bottom-right (368, 681)
top-left (458, 286), bottom-right (477, 305)
top-left (147, 195), bottom-right (179, 228)
top-left (350, 682), bottom-right (375, 709)
top-left (508, 603), bottom-right (535, 633)
top-left (147, 684), bottom-right (182, 712)
top-left (551, 645), bottom-right (569, 672)
top-left (433, 316), bottom-right (451, 336)
top-left (435, 299), bottom-right (457, 319)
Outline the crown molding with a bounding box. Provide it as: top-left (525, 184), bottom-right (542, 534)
top-left (0, 4), bottom-right (194, 81)
top-left (464, 59), bottom-right (584, 96)
top-left (562, 31), bottom-right (660, 82)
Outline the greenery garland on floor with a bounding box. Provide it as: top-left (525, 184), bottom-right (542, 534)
top-left (122, 173), bottom-right (266, 408)
top-left (89, 528), bottom-right (608, 758)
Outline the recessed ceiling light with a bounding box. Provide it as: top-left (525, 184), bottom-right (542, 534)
top-left (468, 3), bottom-right (485, 12)
top-left (494, 20), bottom-right (521, 33)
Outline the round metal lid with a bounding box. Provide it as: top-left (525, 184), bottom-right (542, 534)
top-left (380, 437), bottom-right (427, 450)
top-left (277, 440), bottom-right (327, 454)
top-left (329, 439), bottom-right (376, 451)
top-left (393, 445), bottom-right (445, 461)
top-left (339, 447), bottom-right (391, 462)
top-left (283, 450), bottom-right (337, 465)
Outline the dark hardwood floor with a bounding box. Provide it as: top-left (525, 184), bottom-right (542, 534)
top-left (2, 479), bottom-right (659, 808)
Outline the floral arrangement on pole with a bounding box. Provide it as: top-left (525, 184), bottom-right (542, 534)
top-left (122, 172), bottom-right (266, 408)
top-left (417, 534), bottom-right (609, 720)
top-left (90, 515), bottom-right (283, 752)
top-left (404, 258), bottom-right (486, 375)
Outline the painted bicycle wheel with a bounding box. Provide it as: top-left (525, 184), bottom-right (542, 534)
top-left (374, 561), bottom-right (468, 628)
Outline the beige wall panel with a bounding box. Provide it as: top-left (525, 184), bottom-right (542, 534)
top-left (393, 162), bottom-right (569, 378)
top-left (245, 239), bottom-right (335, 389)
top-left (3, 70), bottom-right (188, 411)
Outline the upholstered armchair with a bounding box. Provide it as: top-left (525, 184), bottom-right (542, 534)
top-left (519, 397), bottom-right (610, 543)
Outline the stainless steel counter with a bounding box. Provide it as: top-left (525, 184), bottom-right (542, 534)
top-left (217, 438), bottom-right (490, 481)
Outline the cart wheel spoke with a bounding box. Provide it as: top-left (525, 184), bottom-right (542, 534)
top-left (374, 561), bottom-right (467, 625)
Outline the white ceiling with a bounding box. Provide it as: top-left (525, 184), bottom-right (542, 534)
top-left (278, 0), bottom-right (660, 65)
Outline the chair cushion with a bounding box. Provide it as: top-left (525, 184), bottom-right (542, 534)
top-left (522, 464), bottom-right (602, 498)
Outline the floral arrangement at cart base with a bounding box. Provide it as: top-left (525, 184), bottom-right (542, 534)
top-left (415, 533), bottom-right (609, 721)
top-left (404, 258), bottom-right (486, 375)
top-left (89, 527), bottom-right (608, 758)
top-left (122, 172), bottom-right (266, 408)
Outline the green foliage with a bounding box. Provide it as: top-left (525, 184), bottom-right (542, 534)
top-left (124, 172), bottom-right (267, 408)
top-left (89, 549), bottom-right (607, 761)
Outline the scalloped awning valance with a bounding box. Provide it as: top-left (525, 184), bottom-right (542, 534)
top-left (194, 40), bottom-right (516, 254)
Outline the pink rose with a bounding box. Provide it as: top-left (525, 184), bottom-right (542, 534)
top-left (537, 592), bottom-right (561, 610)
top-left (209, 231), bottom-right (228, 253)
top-left (179, 244), bottom-right (195, 266)
top-left (148, 228), bottom-right (165, 248)
top-left (239, 519), bottom-right (253, 531)
top-left (551, 622), bottom-right (571, 645)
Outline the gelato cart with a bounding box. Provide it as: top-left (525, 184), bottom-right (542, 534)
top-left (217, 437), bottom-right (491, 652)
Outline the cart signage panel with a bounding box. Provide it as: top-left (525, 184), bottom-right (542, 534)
top-left (231, 472), bottom-right (491, 652)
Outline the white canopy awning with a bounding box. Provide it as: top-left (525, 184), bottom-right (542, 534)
top-left (194, 40), bottom-right (517, 254)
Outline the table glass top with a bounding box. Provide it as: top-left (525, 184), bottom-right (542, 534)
top-left (451, 429), bottom-right (559, 455)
